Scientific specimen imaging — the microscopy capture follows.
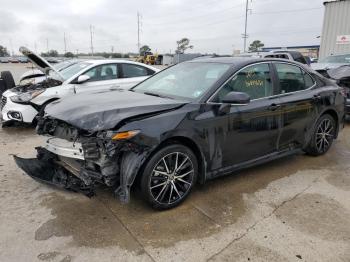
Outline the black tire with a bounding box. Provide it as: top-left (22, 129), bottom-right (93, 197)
top-left (305, 114), bottom-right (336, 156)
top-left (140, 144), bottom-right (198, 209)
top-left (0, 79), bottom-right (6, 97)
top-left (1, 71), bottom-right (15, 89)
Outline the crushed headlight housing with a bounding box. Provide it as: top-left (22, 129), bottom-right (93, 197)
top-left (104, 130), bottom-right (140, 141)
top-left (10, 89), bottom-right (45, 103)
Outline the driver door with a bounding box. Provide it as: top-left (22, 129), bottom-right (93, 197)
top-left (205, 62), bottom-right (282, 169)
top-left (74, 63), bottom-right (122, 93)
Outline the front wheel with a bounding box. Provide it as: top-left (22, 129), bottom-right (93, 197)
top-left (305, 114), bottom-right (336, 156)
top-left (140, 144), bottom-right (198, 209)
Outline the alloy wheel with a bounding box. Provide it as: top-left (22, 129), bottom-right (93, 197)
top-left (315, 118), bottom-right (334, 153)
top-left (149, 152), bottom-right (194, 205)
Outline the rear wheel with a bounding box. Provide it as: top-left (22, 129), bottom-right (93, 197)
top-left (140, 144), bottom-right (198, 209)
top-left (305, 114), bottom-right (336, 156)
top-left (1, 71), bottom-right (15, 90)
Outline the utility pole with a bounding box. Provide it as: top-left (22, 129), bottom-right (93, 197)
top-left (111, 46), bottom-right (114, 54)
top-left (63, 32), bottom-right (67, 54)
top-left (242, 0), bottom-right (252, 52)
top-left (46, 38), bottom-right (49, 53)
top-left (137, 12), bottom-right (141, 54)
top-left (90, 25), bottom-right (94, 56)
top-left (9, 39), bottom-right (14, 56)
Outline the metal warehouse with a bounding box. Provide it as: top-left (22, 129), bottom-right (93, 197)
top-left (319, 0), bottom-right (350, 58)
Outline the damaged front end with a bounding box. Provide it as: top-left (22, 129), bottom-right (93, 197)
top-left (14, 117), bottom-right (151, 203)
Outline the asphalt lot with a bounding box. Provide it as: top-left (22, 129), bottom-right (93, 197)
top-left (1, 63), bottom-right (350, 262)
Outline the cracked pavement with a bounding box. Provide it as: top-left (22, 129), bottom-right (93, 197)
top-left (0, 64), bottom-right (350, 262)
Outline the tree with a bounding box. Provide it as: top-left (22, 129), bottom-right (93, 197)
top-left (64, 52), bottom-right (75, 58)
top-left (139, 45), bottom-right (151, 56)
top-left (0, 46), bottom-right (9, 57)
top-left (112, 53), bottom-right (122, 58)
top-left (176, 38), bottom-right (193, 54)
top-left (41, 50), bottom-right (59, 57)
top-left (248, 40), bottom-right (264, 52)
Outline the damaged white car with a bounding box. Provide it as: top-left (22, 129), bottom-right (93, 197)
top-left (0, 47), bottom-right (159, 126)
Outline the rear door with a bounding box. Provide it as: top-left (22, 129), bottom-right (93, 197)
top-left (119, 63), bottom-right (156, 89)
top-left (272, 62), bottom-right (319, 149)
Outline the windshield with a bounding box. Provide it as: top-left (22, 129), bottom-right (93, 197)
top-left (48, 60), bottom-right (79, 78)
top-left (132, 62), bottom-right (230, 100)
top-left (319, 54), bottom-right (350, 64)
top-left (58, 62), bottom-right (92, 80)
top-left (53, 60), bottom-right (79, 71)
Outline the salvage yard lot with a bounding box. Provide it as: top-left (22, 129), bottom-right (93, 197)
top-left (1, 64), bottom-right (350, 262)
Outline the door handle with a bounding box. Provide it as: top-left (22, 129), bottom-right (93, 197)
top-left (313, 94), bottom-right (321, 101)
top-left (110, 85), bottom-right (120, 90)
top-left (268, 104), bottom-right (281, 111)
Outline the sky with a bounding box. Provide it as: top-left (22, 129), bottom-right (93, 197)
top-left (0, 0), bottom-right (326, 55)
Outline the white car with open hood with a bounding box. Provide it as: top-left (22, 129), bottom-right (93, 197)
top-left (0, 47), bottom-right (159, 126)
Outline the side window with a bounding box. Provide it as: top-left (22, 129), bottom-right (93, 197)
top-left (265, 54), bottom-right (289, 59)
top-left (213, 63), bottom-right (273, 102)
top-left (304, 71), bottom-right (315, 88)
top-left (122, 64), bottom-right (154, 78)
top-left (275, 63), bottom-right (314, 94)
top-left (83, 64), bottom-right (118, 82)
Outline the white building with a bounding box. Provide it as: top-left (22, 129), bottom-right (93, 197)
top-left (319, 0), bottom-right (350, 58)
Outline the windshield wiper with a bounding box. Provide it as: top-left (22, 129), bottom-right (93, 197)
top-left (143, 91), bottom-right (170, 98)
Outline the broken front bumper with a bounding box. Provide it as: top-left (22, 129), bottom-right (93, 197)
top-left (14, 134), bottom-right (150, 203)
top-left (45, 137), bottom-right (85, 160)
top-left (14, 149), bottom-right (95, 197)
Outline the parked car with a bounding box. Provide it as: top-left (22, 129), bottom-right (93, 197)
top-left (18, 59), bottom-right (83, 84)
top-left (0, 47), bottom-right (159, 126)
top-left (18, 56), bottom-right (29, 63)
top-left (311, 53), bottom-right (350, 76)
top-left (0, 57), bottom-right (10, 63)
top-left (237, 50), bottom-right (309, 65)
top-left (8, 57), bottom-right (19, 63)
top-left (311, 54), bottom-right (350, 114)
top-left (322, 65), bottom-right (350, 115)
top-left (14, 57), bottom-right (345, 209)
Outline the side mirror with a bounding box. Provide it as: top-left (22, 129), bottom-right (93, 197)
top-left (76, 75), bottom-right (90, 84)
top-left (222, 91), bottom-right (250, 104)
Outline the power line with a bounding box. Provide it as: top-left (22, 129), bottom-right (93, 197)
top-left (253, 7), bottom-right (322, 15)
top-left (144, 2), bottom-right (245, 26)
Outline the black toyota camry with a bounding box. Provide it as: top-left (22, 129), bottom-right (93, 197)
top-left (15, 57), bottom-right (345, 209)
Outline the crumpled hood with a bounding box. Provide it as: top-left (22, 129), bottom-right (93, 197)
top-left (311, 62), bottom-right (349, 71)
top-left (45, 89), bottom-right (187, 132)
top-left (327, 65), bottom-right (350, 80)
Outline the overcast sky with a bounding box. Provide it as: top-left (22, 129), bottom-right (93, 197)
top-left (0, 0), bottom-right (325, 55)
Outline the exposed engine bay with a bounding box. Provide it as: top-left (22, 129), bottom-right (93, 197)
top-left (11, 78), bottom-right (62, 94)
top-left (15, 117), bottom-right (152, 202)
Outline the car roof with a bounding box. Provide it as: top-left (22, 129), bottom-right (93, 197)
top-left (81, 59), bottom-right (159, 70)
top-left (187, 57), bottom-right (308, 69)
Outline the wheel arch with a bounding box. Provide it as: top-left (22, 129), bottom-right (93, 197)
top-left (31, 97), bottom-right (60, 124)
top-left (135, 135), bottom-right (207, 186)
top-left (320, 108), bottom-right (340, 138)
